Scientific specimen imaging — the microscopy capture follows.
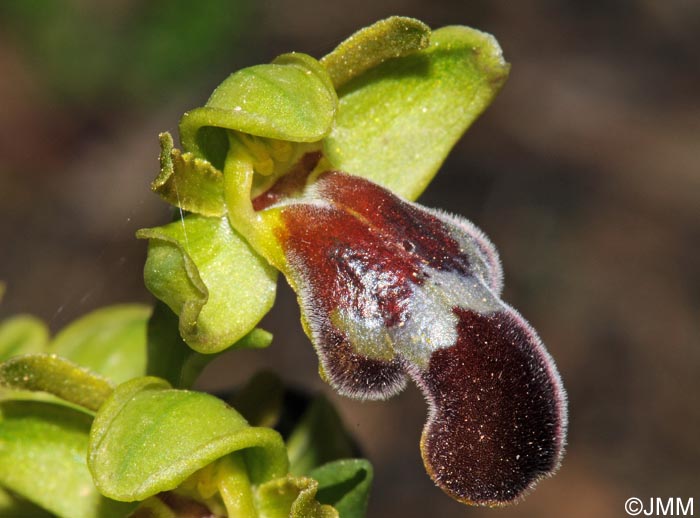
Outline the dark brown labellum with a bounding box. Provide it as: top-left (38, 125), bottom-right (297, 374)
top-left (261, 169), bottom-right (566, 505)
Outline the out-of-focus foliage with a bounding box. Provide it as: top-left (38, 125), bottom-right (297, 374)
top-left (0, 0), bottom-right (252, 106)
top-left (0, 316), bottom-right (48, 361)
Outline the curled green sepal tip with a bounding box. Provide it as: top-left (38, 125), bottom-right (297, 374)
top-left (137, 214), bottom-right (277, 353)
top-left (321, 16), bottom-right (431, 89)
top-left (88, 376), bottom-right (289, 501)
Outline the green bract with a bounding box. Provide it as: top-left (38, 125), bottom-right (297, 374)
top-left (87, 377), bottom-right (288, 501)
top-left (85, 376), bottom-right (368, 518)
top-left (0, 485), bottom-right (54, 518)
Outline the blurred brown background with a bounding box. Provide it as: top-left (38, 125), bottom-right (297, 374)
top-left (1, 1), bottom-right (698, 517)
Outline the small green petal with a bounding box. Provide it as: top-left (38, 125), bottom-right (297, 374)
top-left (88, 377), bottom-right (289, 501)
top-left (321, 16), bottom-right (430, 89)
top-left (151, 132), bottom-right (226, 217)
top-left (179, 53), bottom-right (337, 164)
top-left (137, 214), bottom-right (277, 353)
top-left (0, 400), bottom-right (136, 518)
top-left (0, 354), bottom-right (113, 412)
top-left (309, 459), bottom-right (373, 518)
top-left (50, 304), bottom-right (150, 384)
top-left (324, 25), bottom-right (510, 201)
top-left (0, 315), bottom-right (49, 361)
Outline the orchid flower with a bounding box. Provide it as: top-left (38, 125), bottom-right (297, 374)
top-left (138, 16), bottom-right (567, 506)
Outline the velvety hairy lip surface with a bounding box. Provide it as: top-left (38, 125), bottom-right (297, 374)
top-left (417, 307), bottom-right (566, 505)
top-left (264, 170), bottom-right (566, 504)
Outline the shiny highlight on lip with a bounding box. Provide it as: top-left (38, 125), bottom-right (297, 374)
top-left (255, 165), bottom-right (566, 505)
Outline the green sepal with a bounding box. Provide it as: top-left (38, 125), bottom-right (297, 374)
top-left (256, 475), bottom-right (337, 518)
top-left (151, 132), bottom-right (226, 216)
top-left (49, 304), bottom-right (150, 384)
top-left (0, 400), bottom-right (136, 518)
top-left (287, 396), bottom-right (356, 476)
top-left (324, 25), bottom-right (510, 200)
top-left (137, 214), bottom-right (277, 353)
top-left (309, 459), bottom-right (373, 518)
top-left (0, 315), bottom-right (49, 361)
top-left (179, 53), bottom-right (337, 165)
top-left (0, 354), bottom-right (112, 412)
top-left (321, 16), bottom-right (430, 89)
top-left (88, 377), bottom-right (289, 501)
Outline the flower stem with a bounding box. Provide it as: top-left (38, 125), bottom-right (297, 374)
top-left (216, 453), bottom-right (259, 518)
